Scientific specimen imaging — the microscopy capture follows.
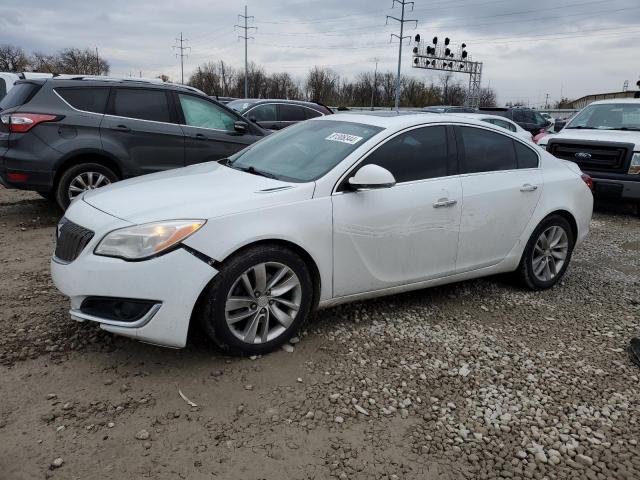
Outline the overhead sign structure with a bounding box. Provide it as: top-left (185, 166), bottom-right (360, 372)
top-left (411, 34), bottom-right (483, 108)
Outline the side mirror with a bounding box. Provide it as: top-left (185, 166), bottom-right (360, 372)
top-left (348, 164), bottom-right (396, 190)
top-left (234, 121), bottom-right (247, 134)
top-left (248, 116), bottom-right (258, 123)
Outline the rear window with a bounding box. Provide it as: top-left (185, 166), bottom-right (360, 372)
top-left (112, 88), bottom-right (171, 123)
top-left (279, 104), bottom-right (306, 122)
top-left (514, 141), bottom-right (539, 169)
top-left (0, 82), bottom-right (40, 110)
top-left (304, 108), bottom-right (322, 119)
top-left (56, 87), bottom-right (110, 114)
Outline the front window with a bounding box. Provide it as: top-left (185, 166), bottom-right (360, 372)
top-left (566, 103), bottom-right (640, 131)
top-left (228, 120), bottom-right (383, 182)
top-left (178, 94), bottom-right (236, 131)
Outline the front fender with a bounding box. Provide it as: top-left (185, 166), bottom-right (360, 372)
top-left (182, 197), bottom-right (334, 301)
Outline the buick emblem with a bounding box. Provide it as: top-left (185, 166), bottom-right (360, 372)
top-left (575, 152), bottom-right (592, 160)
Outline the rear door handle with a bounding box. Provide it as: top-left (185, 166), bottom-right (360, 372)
top-left (110, 124), bottom-right (130, 132)
top-left (433, 198), bottom-right (457, 208)
top-left (192, 133), bottom-right (207, 141)
top-left (520, 184), bottom-right (538, 192)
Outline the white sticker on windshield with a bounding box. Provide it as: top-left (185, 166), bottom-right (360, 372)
top-left (325, 132), bottom-right (363, 145)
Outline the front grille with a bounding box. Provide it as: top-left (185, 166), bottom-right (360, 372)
top-left (547, 141), bottom-right (630, 172)
top-left (54, 218), bottom-right (94, 263)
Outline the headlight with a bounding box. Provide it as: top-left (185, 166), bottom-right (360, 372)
top-left (629, 153), bottom-right (640, 175)
top-left (95, 220), bottom-right (206, 260)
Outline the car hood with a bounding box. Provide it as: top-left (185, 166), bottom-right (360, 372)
top-left (545, 129), bottom-right (640, 150)
top-left (82, 162), bottom-right (315, 224)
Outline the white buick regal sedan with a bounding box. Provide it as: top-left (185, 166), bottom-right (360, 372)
top-left (51, 113), bottom-right (593, 354)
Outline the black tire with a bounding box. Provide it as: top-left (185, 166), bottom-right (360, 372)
top-left (197, 244), bottom-right (314, 355)
top-left (517, 214), bottom-right (575, 290)
top-left (37, 191), bottom-right (55, 202)
top-left (55, 163), bottom-right (118, 210)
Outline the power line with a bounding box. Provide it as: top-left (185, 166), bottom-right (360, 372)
top-left (387, 0), bottom-right (418, 110)
top-left (173, 32), bottom-right (190, 84)
top-left (235, 5), bottom-right (256, 98)
top-left (256, 3), bottom-right (639, 38)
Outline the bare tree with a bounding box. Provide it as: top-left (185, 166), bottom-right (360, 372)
top-left (0, 45), bottom-right (29, 72)
top-left (30, 48), bottom-right (109, 75)
top-left (305, 66), bottom-right (339, 104)
top-left (478, 87), bottom-right (497, 107)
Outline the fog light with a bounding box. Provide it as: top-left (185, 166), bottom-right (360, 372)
top-left (80, 297), bottom-right (159, 322)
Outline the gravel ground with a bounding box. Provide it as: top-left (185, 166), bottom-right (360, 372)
top-left (0, 185), bottom-right (639, 480)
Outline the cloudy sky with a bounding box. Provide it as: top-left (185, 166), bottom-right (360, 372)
top-left (3, 0), bottom-right (640, 105)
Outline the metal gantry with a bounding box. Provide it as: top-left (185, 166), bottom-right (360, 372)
top-left (411, 35), bottom-right (483, 108)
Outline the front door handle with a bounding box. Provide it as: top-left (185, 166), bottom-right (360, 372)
top-left (192, 133), bottom-right (207, 141)
top-left (110, 124), bottom-right (130, 132)
top-left (520, 184), bottom-right (538, 192)
top-left (433, 198), bottom-right (458, 208)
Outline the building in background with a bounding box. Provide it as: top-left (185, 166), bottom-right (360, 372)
top-left (569, 90), bottom-right (638, 109)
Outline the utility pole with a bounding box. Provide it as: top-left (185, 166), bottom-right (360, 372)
top-left (95, 47), bottom-right (100, 75)
top-left (370, 57), bottom-right (379, 110)
top-left (387, 0), bottom-right (417, 110)
top-left (545, 93), bottom-right (550, 109)
top-left (235, 5), bottom-right (256, 98)
top-left (173, 32), bottom-right (190, 84)
top-left (220, 60), bottom-right (227, 96)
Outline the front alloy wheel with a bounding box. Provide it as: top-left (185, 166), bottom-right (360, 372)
top-left (225, 262), bottom-right (302, 344)
top-left (198, 245), bottom-right (313, 354)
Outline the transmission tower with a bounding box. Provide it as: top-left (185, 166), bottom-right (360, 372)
top-left (386, 0), bottom-right (417, 111)
top-left (235, 5), bottom-right (256, 98)
top-left (173, 32), bottom-right (190, 84)
top-left (412, 34), bottom-right (483, 108)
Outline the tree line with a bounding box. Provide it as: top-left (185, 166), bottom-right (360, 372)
top-left (188, 61), bottom-right (498, 108)
top-left (0, 43), bottom-right (497, 108)
top-left (0, 44), bottom-right (109, 76)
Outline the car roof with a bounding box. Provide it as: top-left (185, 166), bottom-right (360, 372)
top-left (589, 98), bottom-right (640, 106)
top-left (23, 76), bottom-right (206, 95)
top-left (318, 111), bottom-right (495, 130)
top-left (229, 98), bottom-right (324, 108)
top-left (452, 112), bottom-right (517, 123)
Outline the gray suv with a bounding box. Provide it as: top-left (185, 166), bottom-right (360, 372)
top-left (0, 77), bottom-right (267, 208)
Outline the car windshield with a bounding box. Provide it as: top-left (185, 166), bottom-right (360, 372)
top-left (228, 120), bottom-right (383, 182)
top-left (226, 100), bottom-right (253, 112)
top-left (566, 103), bottom-right (640, 130)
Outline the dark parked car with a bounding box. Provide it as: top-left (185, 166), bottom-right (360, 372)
top-left (0, 77), bottom-right (267, 209)
top-left (227, 99), bottom-right (333, 130)
top-left (478, 107), bottom-right (551, 135)
top-left (422, 105), bottom-right (477, 114)
top-left (208, 95), bottom-right (237, 105)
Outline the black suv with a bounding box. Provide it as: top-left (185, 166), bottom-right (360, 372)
top-left (478, 107), bottom-right (551, 135)
top-left (0, 77), bottom-right (267, 208)
top-left (227, 99), bottom-right (332, 130)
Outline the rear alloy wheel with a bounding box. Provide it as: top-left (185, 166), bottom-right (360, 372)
top-left (198, 245), bottom-right (313, 355)
top-left (518, 215), bottom-right (575, 290)
top-left (55, 163), bottom-right (118, 210)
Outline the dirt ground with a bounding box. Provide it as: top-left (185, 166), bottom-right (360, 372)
top-left (0, 185), bottom-right (639, 480)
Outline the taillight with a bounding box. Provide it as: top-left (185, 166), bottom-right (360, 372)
top-left (581, 173), bottom-right (593, 190)
top-left (0, 113), bottom-right (60, 133)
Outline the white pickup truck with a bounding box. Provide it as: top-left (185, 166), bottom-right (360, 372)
top-left (539, 99), bottom-right (640, 205)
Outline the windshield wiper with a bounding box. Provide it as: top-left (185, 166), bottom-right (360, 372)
top-left (614, 127), bottom-right (640, 131)
top-left (231, 164), bottom-right (279, 180)
top-left (565, 126), bottom-right (593, 129)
